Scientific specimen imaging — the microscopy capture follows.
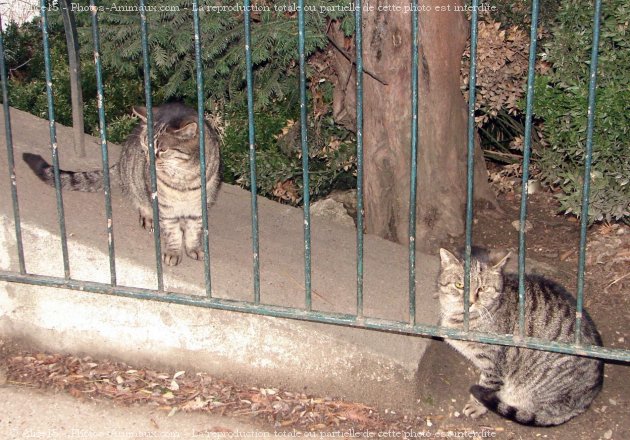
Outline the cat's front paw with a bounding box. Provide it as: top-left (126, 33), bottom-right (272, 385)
top-left (163, 250), bottom-right (182, 266)
top-left (186, 247), bottom-right (204, 261)
top-left (463, 396), bottom-right (488, 419)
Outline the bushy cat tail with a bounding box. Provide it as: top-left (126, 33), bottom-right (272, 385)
top-left (23, 153), bottom-right (116, 193)
top-left (470, 385), bottom-right (554, 427)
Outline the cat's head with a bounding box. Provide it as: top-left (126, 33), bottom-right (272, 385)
top-left (133, 104), bottom-right (201, 166)
top-left (437, 248), bottom-right (510, 322)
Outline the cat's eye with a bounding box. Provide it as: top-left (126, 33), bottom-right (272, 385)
top-left (454, 282), bottom-right (464, 290)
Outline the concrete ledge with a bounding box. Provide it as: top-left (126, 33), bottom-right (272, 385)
top-left (0, 107), bottom-right (440, 410)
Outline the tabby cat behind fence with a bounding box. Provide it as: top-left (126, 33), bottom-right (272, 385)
top-left (23, 102), bottom-right (221, 266)
top-left (437, 248), bottom-right (603, 427)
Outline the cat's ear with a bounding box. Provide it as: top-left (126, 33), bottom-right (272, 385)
top-left (490, 250), bottom-right (511, 271)
top-left (439, 248), bottom-right (461, 268)
top-left (173, 122), bottom-right (198, 139)
top-left (132, 106), bottom-right (148, 122)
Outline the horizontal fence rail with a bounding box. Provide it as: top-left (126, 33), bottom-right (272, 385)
top-left (0, 0), bottom-right (628, 365)
top-left (0, 271), bottom-right (628, 362)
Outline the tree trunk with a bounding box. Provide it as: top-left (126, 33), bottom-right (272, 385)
top-left (330, 0), bottom-right (496, 250)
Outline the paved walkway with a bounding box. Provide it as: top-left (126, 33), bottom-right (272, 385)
top-left (0, 385), bottom-right (271, 440)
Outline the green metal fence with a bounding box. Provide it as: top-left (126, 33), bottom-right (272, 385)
top-left (0, 0), bottom-right (629, 364)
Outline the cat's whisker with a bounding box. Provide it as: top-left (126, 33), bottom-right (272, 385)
top-left (478, 305), bottom-right (494, 323)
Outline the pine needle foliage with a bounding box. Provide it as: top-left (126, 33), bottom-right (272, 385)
top-left (4, 1), bottom-right (357, 201)
top-left (86, 0), bottom-right (359, 200)
top-left (89, 0), bottom-right (354, 112)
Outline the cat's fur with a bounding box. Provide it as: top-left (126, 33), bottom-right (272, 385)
top-left (437, 248), bottom-right (603, 427)
top-left (23, 102), bottom-right (221, 266)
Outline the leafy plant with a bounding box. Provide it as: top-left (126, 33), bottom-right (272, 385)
top-left (532, 0), bottom-right (630, 222)
top-left (489, 0), bottom-right (560, 31)
top-left (3, 17), bottom-right (145, 144)
top-left (3, 1), bottom-right (357, 203)
top-left (223, 97), bottom-right (356, 203)
top-left (460, 17), bottom-right (550, 164)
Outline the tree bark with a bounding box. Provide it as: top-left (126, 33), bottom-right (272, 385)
top-left (330, 0), bottom-right (496, 250)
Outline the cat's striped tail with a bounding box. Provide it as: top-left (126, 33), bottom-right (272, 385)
top-left (470, 385), bottom-right (555, 427)
top-left (23, 153), bottom-right (116, 193)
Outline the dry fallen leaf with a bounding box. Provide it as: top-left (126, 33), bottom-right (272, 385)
top-left (5, 351), bottom-right (409, 433)
top-left (272, 179), bottom-right (300, 205)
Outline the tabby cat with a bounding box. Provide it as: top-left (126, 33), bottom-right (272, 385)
top-left (23, 102), bottom-right (221, 266)
top-left (437, 248), bottom-right (603, 426)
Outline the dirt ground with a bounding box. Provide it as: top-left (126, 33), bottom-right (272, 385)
top-left (414, 187), bottom-right (630, 440)
top-left (1, 187), bottom-right (628, 440)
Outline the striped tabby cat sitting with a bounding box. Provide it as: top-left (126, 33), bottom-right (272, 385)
top-left (23, 102), bottom-right (221, 266)
top-left (438, 248), bottom-right (603, 426)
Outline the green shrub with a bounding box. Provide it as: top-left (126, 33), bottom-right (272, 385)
top-left (3, 1), bottom-right (357, 202)
top-left (489, 0), bottom-right (560, 30)
top-left (533, 0), bottom-right (630, 222)
top-left (223, 101), bottom-right (356, 203)
top-left (3, 18), bottom-right (145, 145)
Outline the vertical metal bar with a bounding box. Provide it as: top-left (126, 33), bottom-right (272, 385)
top-left (244, 0), bottom-right (261, 304)
top-left (40, 0), bottom-right (71, 279)
top-left (139, 0), bottom-right (164, 291)
top-left (192, 0), bottom-right (212, 298)
top-left (575, 0), bottom-right (602, 345)
top-left (355, 0), bottom-right (364, 319)
top-left (90, 1), bottom-right (117, 286)
top-left (297, 0), bottom-right (312, 311)
top-left (517, 0), bottom-right (540, 338)
top-left (463, 0), bottom-right (480, 332)
top-left (0, 15), bottom-right (26, 274)
top-left (407, 0), bottom-right (419, 326)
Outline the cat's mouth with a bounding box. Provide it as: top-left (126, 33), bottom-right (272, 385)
top-left (449, 305), bottom-right (495, 324)
top-left (155, 162), bottom-right (176, 177)
top-left (451, 308), bottom-right (481, 318)
top-left (456, 309), bottom-right (478, 315)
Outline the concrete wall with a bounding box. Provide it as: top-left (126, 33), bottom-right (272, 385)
top-left (0, 107), bottom-right (440, 410)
